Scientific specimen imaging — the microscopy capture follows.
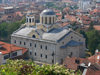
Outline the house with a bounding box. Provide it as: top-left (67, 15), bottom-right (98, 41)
top-left (63, 49), bottom-right (100, 75)
top-left (0, 41), bottom-right (27, 64)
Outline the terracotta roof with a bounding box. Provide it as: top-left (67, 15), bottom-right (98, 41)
top-left (85, 25), bottom-right (100, 31)
top-left (65, 15), bottom-right (77, 22)
top-left (0, 41), bottom-right (27, 55)
top-left (56, 13), bottom-right (62, 16)
top-left (86, 64), bottom-right (100, 75)
top-left (63, 57), bottom-right (86, 70)
top-left (88, 53), bottom-right (100, 64)
top-left (15, 11), bottom-right (23, 17)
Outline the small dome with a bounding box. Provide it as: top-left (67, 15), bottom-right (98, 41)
top-left (40, 9), bottom-right (55, 16)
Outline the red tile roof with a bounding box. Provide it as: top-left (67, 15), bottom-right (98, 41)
top-left (85, 25), bottom-right (100, 31)
top-left (65, 15), bottom-right (77, 22)
top-left (86, 64), bottom-right (100, 75)
top-left (0, 41), bottom-right (27, 55)
top-left (15, 11), bottom-right (23, 17)
top-left (88, 53), bottom-right (100, 64)
top-left (63, 57), bottom-right (86, 70)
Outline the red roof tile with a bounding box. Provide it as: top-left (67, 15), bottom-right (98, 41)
top-left (63, 57), bottom-right (86, 70)
top-left (0, 41), bottom-right (27, 55)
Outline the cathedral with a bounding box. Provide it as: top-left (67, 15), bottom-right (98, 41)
top-left (11, 9), bottom-right (86, 64)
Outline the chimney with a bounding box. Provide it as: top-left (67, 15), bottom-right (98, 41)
top-left (96, 55), bottom-right (100, 63)
top-left (95, 49), bottom-right (99, 55)
top-left (0, 52), bottom-right (2, 65)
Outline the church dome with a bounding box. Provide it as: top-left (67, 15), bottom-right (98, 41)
top-left (40, 9), bottom-right (55, 16)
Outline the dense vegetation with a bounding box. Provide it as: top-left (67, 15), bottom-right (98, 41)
top-left (0, 60), bottom-right (81, 75)
top-left (0, 18), bottom-right (25, 42)
top-left (80, 24), bottom-right (100, 55)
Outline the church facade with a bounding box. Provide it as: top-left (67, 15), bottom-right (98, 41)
top-left (11, 9), bottom-right (86, 64)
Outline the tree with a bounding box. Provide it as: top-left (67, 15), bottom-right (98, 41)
top-left (97, 44), bottom-right (100, 51)
top-left (88, 22), bottom-right (94, 30)
top-left (86, 30), bottom-right (100, 54)
top-left (0, 17), bottom-right (25, 42)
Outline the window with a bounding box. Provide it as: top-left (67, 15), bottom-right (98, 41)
top-left (12, 52), bottom-right (17, 57)
top-left (14, 40), bottom-right (16, 43)
top-left (49, 17), bottom-right (51, 24)
top-left (45, 17), bottom-right (47, 24)
top-left (75, 59), bottom-right (80, 64)
top-left (52, 52), bottom-right (54, 56)
top-left (30, 52), bottom-right (32, 55)
top-left (62, 42), bottom-right (64, 44)
top-left (45, 55), bottom-right (47, 59)
top-left (35, 52), bottom-right (36, 56)
top-left (52, 60), bottom-right (54, 64)
top-left (40, 45), bottom-right (42, 49)
top-left (24, 42), bottom-right (26, 45)
top-left (40, 54), bottom-right (42, 58)
top-left (45, 46), bottom-right (47, 50)
top-left (29, 18), bottom-right (31, 23)
top-left (30, 43), bottom-right (32, 47)
top-left (4, 54), bottom-right (10, 60)
top-left (20, 41), bottom-right (21, 45)
top-left (60, 59), bottom-right (63, 64)
top-left (69, 52), bottom-right (73, 57)
top-left (71, 36), bottom-right (73, 39)
top-left (35, 44), bottom-right (36, 48)
top-left (32, 35), bottom-right (36, 38)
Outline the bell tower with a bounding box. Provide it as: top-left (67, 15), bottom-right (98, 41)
top-left (26, 12), bottom-right (35, 27)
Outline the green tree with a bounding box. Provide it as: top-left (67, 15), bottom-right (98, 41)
top-left (86, 30), bottom-right (100, 54)
top-left (0, 17), bottom-right (25, 42)
top-left (88, 22), bottom-right (94, 30)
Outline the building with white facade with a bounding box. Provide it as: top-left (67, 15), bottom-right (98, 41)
top-left (11, 9), bottom-right (86, 64)
top-left (78, 0), bottom-right (96, 11)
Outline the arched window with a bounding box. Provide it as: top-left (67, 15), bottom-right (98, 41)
top-left (32, 35), bottom-right (36, 38)
top-left (29, 18), bottom-right (31, 23)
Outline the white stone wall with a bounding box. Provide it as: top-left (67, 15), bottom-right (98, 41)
top-left (55, 31), bottom-right (86, 64)
top-left (11, 31), bottom-right (86, 64)
top-left (11, 36), bottom-right (56, 64)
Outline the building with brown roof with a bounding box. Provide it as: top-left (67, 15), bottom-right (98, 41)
top-left (0, 41), bottom-right (27, 64)
top-left (63, 50), bottom-right (100, 75)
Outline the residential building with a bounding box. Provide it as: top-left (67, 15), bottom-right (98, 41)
top-left (63, 49), bottom-right (100, 75)
top-left (0, 41), bottom-right (27, 64)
